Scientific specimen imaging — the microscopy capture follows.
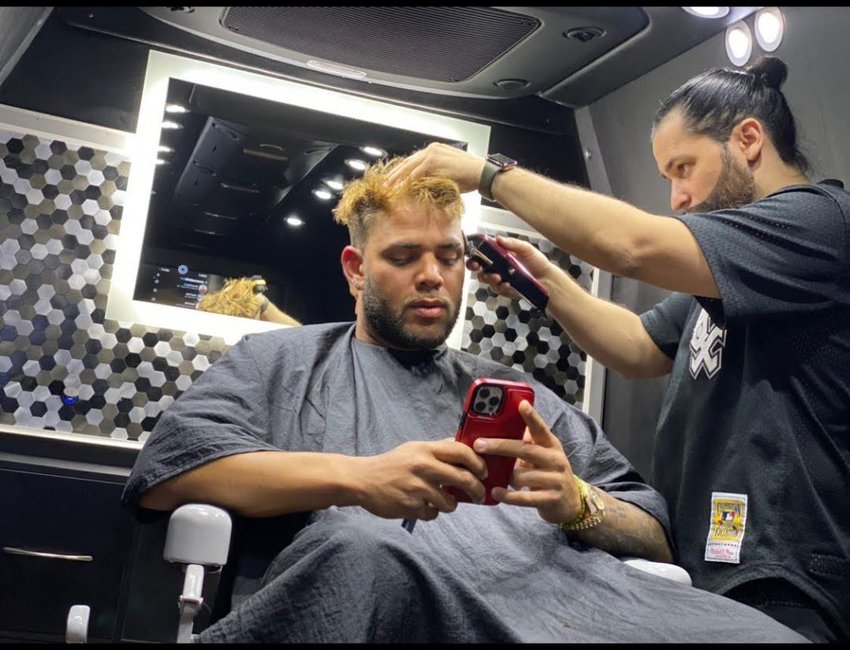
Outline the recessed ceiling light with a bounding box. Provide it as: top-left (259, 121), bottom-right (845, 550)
top-left (285, 215), bottom-right (304, 227)
top-left (754, 7), bottom-right (784, 52)
top-left (161, 120), bottom-right (183, 129)
top-left (725, 20), bottom-right (753, 67)
top-left (165, 103), bottom-right (189, 113)
top-left (313, 188), bottom-right (333, 200)
top-left (325, 179), bottom-right (344, 191)
top-left (345, 158), bottom-right (368, 171)
top-left (682, 7), bottom-right (730, 19)
top-left (360, 145), bottom-right (386, 157)
top-left (157, 145), bottom-right (173, 153)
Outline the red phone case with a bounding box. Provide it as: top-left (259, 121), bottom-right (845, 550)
top-left (446, 378), bottom-right (535, 505)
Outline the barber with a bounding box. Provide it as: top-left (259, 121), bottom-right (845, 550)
top-left (387, 55), bottom-right (850, 643)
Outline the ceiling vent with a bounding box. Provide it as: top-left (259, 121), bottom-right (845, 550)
top-left (219, 6), bottom-right (540, 84)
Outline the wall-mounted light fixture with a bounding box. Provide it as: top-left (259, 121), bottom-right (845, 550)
top-left (754, 7), bottom-right (784, 52)
top-left (725, 20), bottom-right (753, 67)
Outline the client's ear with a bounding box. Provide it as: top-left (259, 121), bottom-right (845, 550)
top-left (341, 246), bottom-right (365, 291)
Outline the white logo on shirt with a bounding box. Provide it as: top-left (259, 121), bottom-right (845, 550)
top-left (689, 309), bottom-right (726, 379)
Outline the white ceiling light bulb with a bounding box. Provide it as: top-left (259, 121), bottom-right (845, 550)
top-left (360, 145), bottom-right (387, 157)
top-left (312, 188), bottom-right (333, 200)
top-left (682, 7), bottom-right (730, 19)
top-left (754, 7), bottom-right (784, 52)
top-left (285, 215), bottom-right (304, 227)
top-left (345, 158), bottom-right (368, 171)
top-left (725, 20), bottom-right (753, 67)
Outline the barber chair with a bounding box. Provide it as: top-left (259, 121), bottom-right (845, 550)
top-left (66, 503), bottom-right (232, 644)
top-left (65, 505), bottom-right (690, 644)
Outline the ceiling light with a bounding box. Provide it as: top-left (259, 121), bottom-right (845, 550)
top-left (165, 103), bottom-right (189, 113)
top-left (345, 158), bottom-right (368, 171)
top-left (312, 188), bottom-right (333, 200)
top-left (754, 7), bottom-right (784, 52)
top-left (325, 179), bottom-right (344, 191)
top-left (285, 215), bottom-right (304, 227)
top-left (155, 158), bottom-right (169, 165)
top-left (161, 120), bottom-right (183, 129)
top-left (725, 20), bottom-right (753, 67)
top-left (157, 145), bottom-right (173, 153)
top-left (682, 7), bottom-right (730, 19)
top-left (360, 145), bottom-right (387, 157)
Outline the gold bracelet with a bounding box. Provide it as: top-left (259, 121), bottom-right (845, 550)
top-left (560, 477), bottom-right (606, 532)
top-left (559, 476), bottom-right (588, 530)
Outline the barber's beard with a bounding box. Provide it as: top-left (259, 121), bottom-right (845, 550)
top-left (687, 148), bottom-right (758, 214)
top-left (361, 277), bottom-right (460, 351)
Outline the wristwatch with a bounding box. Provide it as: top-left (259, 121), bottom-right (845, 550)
top-left (559, 477), bottom-right (606, 532)
top-left (478, 153), bottom-right (517, 201)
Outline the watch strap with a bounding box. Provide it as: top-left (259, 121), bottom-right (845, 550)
top-left (478, 154), bottom-right (516, 201)
top-left (478, 160), bottom-right (501, 201)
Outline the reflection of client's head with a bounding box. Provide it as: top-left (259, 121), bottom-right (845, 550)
top-left (197, 277), bottom-right (266, 318)
top-left (197, 277), bottom-right (302, 327)
top-left (332, 157), bottom-right (466, 351)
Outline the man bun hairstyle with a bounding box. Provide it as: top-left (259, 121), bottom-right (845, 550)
top-left (750, 55), bottom-right (787, 90)
top-left (653, 55), bottom-right (809, 172)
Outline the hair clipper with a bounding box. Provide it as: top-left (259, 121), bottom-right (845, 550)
top-left (464, 233), bottom-right (549, 311)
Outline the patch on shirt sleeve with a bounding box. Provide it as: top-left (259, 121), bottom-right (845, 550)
top-left (704, 492), bottom-right (748, 564)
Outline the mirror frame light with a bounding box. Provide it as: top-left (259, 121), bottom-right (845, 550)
top-left (107, 50), bottom-right (491, 345)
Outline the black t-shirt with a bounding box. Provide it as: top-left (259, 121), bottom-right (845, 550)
top-left (640, 181), bottom-right (850, 637)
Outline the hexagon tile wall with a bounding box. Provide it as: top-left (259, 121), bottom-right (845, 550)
top-left (461, 227), bottom-right (592, 407)
top-left (1, 127), bottom-right (590, 442)
top-left (0, 128), bottom-right (231, 441)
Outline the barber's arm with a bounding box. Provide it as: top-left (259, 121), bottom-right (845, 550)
top-left (388, 143), bottom-right (718, 298)
top-left (258, 297), bottom-right (302, 326)
top-left (471, 236), bottom-right (672, 379)
top-left (478, 401), bottom-right (673, 564)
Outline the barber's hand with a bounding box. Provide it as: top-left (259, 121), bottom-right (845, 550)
top-left (467, 236), bottom-right (556, 302)
top-left (353, 438), bottom-right (488, 522)
top-left (471, 401), bottom-right (583, 525)
top-left (386, 142), bottom-right (485, 193)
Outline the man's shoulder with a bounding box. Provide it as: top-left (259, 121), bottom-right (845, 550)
top-left (773, 180), bottom-right (850, 211)
top-left (240, 322), bottom-right (354, 353)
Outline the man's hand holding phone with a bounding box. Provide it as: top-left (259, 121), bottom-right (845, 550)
top-left (472, 399), bottom-right (585, 526)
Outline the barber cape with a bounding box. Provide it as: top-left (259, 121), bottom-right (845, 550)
top-left (123, 323), bottom-right (806, 643)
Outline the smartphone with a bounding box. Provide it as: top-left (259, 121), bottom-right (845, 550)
top-left (446, 378), bottom-right (535, 506)
top-left (465, 233), bottom-right (549, 311)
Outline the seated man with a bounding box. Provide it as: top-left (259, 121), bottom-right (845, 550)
top-left (121, 159), bottom-right (806, 643)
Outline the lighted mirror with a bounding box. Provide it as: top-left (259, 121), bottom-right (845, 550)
top-left (107, 51), bottom-right (491, 344)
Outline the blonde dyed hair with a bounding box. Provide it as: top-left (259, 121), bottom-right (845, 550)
top-left (197, 277), bottom-right (264, 318)
top-left (332, 156), bottom-right (464, 247)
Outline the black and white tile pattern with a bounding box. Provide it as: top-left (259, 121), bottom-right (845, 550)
top-left (1, 127), bottom-right (592, 441)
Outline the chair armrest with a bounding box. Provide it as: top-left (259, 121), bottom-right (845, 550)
top-left (164, 503), bottom-right (232, 567)
top-left (621, 557), bottom-right (692, 586)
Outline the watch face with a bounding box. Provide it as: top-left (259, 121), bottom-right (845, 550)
top-left (488, 153), bottom-right (517, 168)
top-left (586, 485), bottom-right (605, 514)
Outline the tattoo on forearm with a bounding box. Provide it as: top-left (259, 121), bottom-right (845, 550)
top-left (571, 491), bottom-right (673, 563)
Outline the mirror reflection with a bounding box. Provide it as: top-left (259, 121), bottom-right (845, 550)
top-left (135, 78), bottom-right (467, 325)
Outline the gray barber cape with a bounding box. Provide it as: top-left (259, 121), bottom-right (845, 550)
top-left (122, 323), bottom-right (807, 643)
